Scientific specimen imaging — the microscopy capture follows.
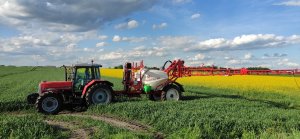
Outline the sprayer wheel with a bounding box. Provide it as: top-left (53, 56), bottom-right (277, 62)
top-left (162, 85), bottom-right (182, 101)
top-left (149, 93), bottom-right (162, 101)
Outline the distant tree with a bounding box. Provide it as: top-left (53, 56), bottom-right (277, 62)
top-left (203, 66), bottom-right (218, 69)
top-left (247, 67), bottom-right (270, 70)
top-left (144, 66), bottom-right (160, 70)
top-left (114, 65), bottom-right (123, 69)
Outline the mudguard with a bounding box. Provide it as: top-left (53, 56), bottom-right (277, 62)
top-left (169, 82), bottom-right (185, 92)
top-left (81, 80), bottom-right (114, 97)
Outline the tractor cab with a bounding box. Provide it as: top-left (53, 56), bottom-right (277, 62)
top-left (28, 62), bottom-right (115, 115)
top-left (64, 63), bottom-right (102, 93)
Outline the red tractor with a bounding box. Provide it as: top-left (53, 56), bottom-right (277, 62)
top-left (27, 60), bottom-right (187, 114)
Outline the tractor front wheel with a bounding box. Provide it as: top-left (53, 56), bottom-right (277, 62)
top-left (86, 84), bottom-right (112, 106)
top-left (36, 92), bottom-right (62, 115)
top-left (162, 85), bottom-right (182, 101)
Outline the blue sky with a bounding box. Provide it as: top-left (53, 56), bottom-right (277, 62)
top-left (0, 0), bottom-right (299, 69)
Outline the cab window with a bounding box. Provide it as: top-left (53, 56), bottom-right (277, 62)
top-left (74, 67), bottom-right (91, 92)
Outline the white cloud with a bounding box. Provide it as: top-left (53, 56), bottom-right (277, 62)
top-left (114, 23), bottom-right (127, 30)
top-left (286, 62), bottom-right (299, 67)
top-left (275, 0), bottom-right (300, 6)
top-left (97, 51), bottom-right (134, 61)
top-left (84, 48), bottom-right (89, 51)
top-left (152, 22), bottom-right (168, 29)
top-left (186, 60), bottom-right (214, 67)
top-left (0, 31), bottom-right (100, 65)
top-left (184, 34), bottom-right (300, 51)
top-left (95, 45), bottom-right (169, 63)
top-left (188, 54), bottom-right (206, 61)
top-left (277, 58), bottom-right (299, 68)
top-left (158, 34), bottom-right (299, 52)
top-left (191, 13), bottom-right (201, 19)
top-left (263, 53), bottom-right (287, 58)
top-left (0, 1), bottom-right (156, 32)
top-left (172, 0), bottom-right (191, 4)
top-left (115, 20), bottom-right (139, 29)
top-left (98, 35), bottom-right (108, 40)
top-left (111, 35), bottom-right (147, 43)
top-left (66, 43), bottom-right (76, 50)
top-left (0, 1), bottom-right (29, 18)
top-left (96, 42), bottom-right (107, 47)
top-left (127, 20), bottom-right (139, 29)
top-left (244, 53), bottom-right (253, 60)
top-left (228, 59), bottom-right (240, 65)
top-left (226, 59), bottom-right (250, 67)
top-left (158, 36), bottom-right (196, 48)
top-left (197, 38), bottom-right (229, 49)
top-left (112, 35), bottom-right (121, 42)
top-left (224, 56), bottom-right (232, 60)
top-left (122, 37), bottom-right (148, 43)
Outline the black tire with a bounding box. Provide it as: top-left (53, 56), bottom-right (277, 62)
top-left (36, 92), bottom-right (62, 115)
top-left (27, 93), bottom-right (39, 104)
top-left (86, 84), bottom-right (113, 106)
top-left (161, 84), bottom-right (182, 101)
top-left (149, 93), bottom-right (162, 101)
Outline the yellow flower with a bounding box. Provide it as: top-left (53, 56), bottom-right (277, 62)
top-left (101, 68), bottom-right (300, 97)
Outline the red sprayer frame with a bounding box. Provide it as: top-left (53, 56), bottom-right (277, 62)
top-left (183, 67), bottom-right (299, 76)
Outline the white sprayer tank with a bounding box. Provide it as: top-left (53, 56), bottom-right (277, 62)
top-left (138, 69), bottom-right (168, 90)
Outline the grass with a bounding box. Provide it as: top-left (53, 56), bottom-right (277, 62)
top-left (89, 77), bottom-right (300, 138)
top-left (99, 70), bottom-right (300, 138)
top-left (0, 67), bottom-right (147, 138)
top-left (1, 66), bottom-right (300, 138)
top-left (49, 115), bottom-right (152, 139)
top-left (0, 114), bottom-right (67, 139)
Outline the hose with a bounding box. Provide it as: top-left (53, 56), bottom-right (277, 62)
top-left (161, 60), bottom-right (172, 70)
top-left (141, 68), bottom-right (150, 81)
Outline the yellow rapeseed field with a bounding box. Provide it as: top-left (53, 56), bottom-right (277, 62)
top-left (177, 75), bottom-right (300, 96)
top-left (101, 68), bottom-right (300, 96)
top-left (101, 68), bottom-right (123, 78)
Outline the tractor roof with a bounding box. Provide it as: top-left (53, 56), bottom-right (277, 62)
top-left (74, 63), bottom-right (102, 68)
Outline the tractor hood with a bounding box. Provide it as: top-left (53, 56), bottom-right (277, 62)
top-left (39, 81), bottom-right (72, 93)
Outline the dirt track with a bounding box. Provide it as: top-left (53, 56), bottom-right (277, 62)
top-left (44, 120), bottom-right (93, 139)
top-left (63, 113), bottom-right (164, 139)
top-left (7, 112), bottom-right (164, 139)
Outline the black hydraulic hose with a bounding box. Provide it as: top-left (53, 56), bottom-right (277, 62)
top-left (161, 60), bottom-right (172, 70)
top-left (141, 68), bottom-right (150, 81)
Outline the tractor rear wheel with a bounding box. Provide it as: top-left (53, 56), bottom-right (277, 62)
top-left (162, 85), bottom-right (182, 101)
top-left (36, 92), bottom-right (62, 115)
top-left (86, 84), bottom-right (112, 106)
top-left (149, 93), bottom-right (161, 101)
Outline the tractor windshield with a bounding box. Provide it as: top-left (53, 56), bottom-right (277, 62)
top-left (73, 66), bottom-right (101, 93)
top-left (74, 68), bottom-right (91, 92)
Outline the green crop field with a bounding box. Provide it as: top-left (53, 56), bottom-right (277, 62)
top-left (1, 66), bottom-right (300, 139)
